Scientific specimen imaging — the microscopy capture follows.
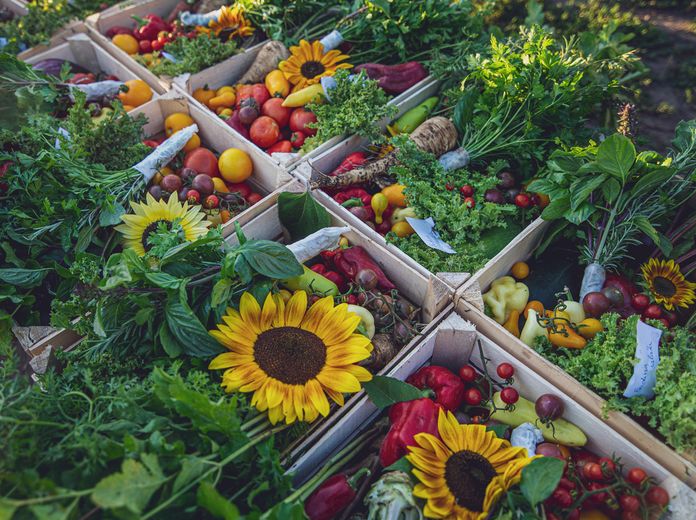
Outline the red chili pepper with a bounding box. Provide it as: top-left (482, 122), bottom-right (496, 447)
top-left (380, 398), bottom-right (442, 467)
top-left (304, 468), bottom-right (370, 520)
top-left (132, 14), bottom-right (169, 41)
top-left (67, 72), bottom-right (96, 85)
top-left (331, 152), bottom-right (368, 176)
top-left (310, 263), bottom-right (327, 274)
top-left (406, 366), bottom-right (466, 411)
top-left (332, 246), bottom-right (396, 291)
top-left (323, 270), bottom-right (347, 292)
top-left (333, 188), bottom-right (371, 206)
top-left (0, 161), bottom-right (10, 192)
top-left (142, 140), bottom-right (160, 148)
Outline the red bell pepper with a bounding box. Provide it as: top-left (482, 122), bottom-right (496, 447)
top-left (379, 398), bottom-right (442, 467)
top-left (333, 188), bottom-right (372, 207)
top-left (406, 366), bottom-right (466, 411)
top-left (67, 73), bottom-right (96, 85)
top-left (331, 246), bottom-right (396, 291)
top-left (310, 263), bottom-right (327, 274)
top-left (236, 84), bottom-right (271, 109)
top-left (132, 14), bottom-right (168, 41)
top-left (323, 270), bottom-right (347, 292)
top-left (331, 152), bottom-right (367, 176)
top-left (304, 468), bottom-right (370, 520)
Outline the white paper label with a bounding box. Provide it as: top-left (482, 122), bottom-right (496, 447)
top-left (623, 320), bottom-right (662, 399)
top-left (406, 217), bottom-right (456, 254)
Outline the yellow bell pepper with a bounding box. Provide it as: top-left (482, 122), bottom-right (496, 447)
top-left (282, 83), bottom-right (325, 107)
top-left (265, 69), bottom-right (290, 98)
top-left (558, 300), bottom-right (585, 325)
top-left (483, 276), bottom-right (529, 324)
top-left (371, 193), bottom-right (389, 224)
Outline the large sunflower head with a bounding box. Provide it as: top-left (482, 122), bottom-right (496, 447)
top-left (279, 39), bottom-right (352, 92)
top-left (115, 193), bottom-right (210, 256)
top-left (197, 5), bottom-right (255, 38)
top-left (641, 258), bottom-right (696, 310)
top-left (407, 410), bottom-right (536, 520)
top-left (208, 291), bottom-right (373, 424)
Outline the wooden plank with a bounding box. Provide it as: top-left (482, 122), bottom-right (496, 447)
top-left (454, 298), bottom-right (696, 488)
top-left (15, 20), bottom-right (88, 61)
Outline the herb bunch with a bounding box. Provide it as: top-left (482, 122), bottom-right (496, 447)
top-left (147, 35), bottom-right (240, 77)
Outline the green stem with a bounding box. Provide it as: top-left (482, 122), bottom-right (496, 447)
top-left (593, 207), bottom-right (618, 263)
top-left (3, 489), bottom-right (92, 507)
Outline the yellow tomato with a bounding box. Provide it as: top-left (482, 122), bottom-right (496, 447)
top-left (112, 33), bottom-right (139, 55)
top-left (182, 133), bottom-right (201, 153)
top-left (265, 69), bottom-right (290, 98)
top-left (578, 318), bottom-right (603, 339)
top-left (215, 85), bottom-right (235, 96)
top-left (218, 148), bottom-right (253, 183)
top-left (192, 87), bottom-right (216, 107)
top-left (152, 165), bottom-right (174, 186)
top-left (391, 221), bottom-right (415, 238)
top-left (164, 112), bottom-right (195, 137)
top-left (212, 177), bottom-right (229, 193)
top-left (381, 184), bottom-right (407, 208)
top-left (511, 261), bottom-right (530, 280)
top-left (118, 79), bottom-right (153, 107)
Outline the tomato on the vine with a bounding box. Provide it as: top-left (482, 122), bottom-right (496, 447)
top-left (646, 486), bottom-right (669, 507)
top-left (496, 362), bottom-right (514, 379)
top-left (583, 462), bottom-right (604, 481)
top-left (458, 365), bottom-right (477, 383)
top-left (500, 387), bottom-right (519, 404)
top-left (619, 494), bottom-right (640, 513)
top-left (598, 457), bottom-right (616, 476)
top-left (551, 488), bottom-right (572, 508)
top-left (464, 388), bottom-right (482, 406)
top-left (626, 468), bottom-right (647, 486)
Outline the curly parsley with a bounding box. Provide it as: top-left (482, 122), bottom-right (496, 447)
top-left (147, 35), bottom-right (240, 77)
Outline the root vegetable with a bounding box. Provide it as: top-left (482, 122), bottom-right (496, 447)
top-left (359, 333), bottom-right (399, 371)
top-left (311, 117), bottom-right (458, 189)
top-left (238, 41), bottom-right (290, 85)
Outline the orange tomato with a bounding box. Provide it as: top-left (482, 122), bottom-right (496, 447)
top-left (523, 300), bottom-right (544, 320)
top-left (122, 104), bottom-right (135, 111)
top-left (218, 148), bottom-right (253, 183)
top-left (193, 87), bottom-right (216, 107)
top-left (219, 209), bottom-right (231, 223)
top-left (511, 261), bottom-right (530, 280)
top-left (391, 221), bottom-right (414, 238)
top-left (381, 184), bottom-right (407, 207)
top-left (112, 34), bottom-right (139, 55)
top-left (182, 133), bottom-right (201, 153)
top-left (216, 85), bottom-right (235, 96)
top-left (164, 112), bottom-right (195, 137)
top-left (118, 79), bottom-right (153, 107)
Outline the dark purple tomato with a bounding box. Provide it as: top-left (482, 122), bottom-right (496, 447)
top-left (191, 174), bottom-right (214, 197)
top-left (582, 291), bottom-right (611, 318)
top-left (497, 171), bottom-right (516, 189)
top-left (535, 394), bottom-right (564, 421)
top-left (484, 188), bottom-right (505, 204)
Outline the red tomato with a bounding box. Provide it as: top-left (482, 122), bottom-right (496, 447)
top-left (551, 488), bottom-right (572, 508)
top-left (183, 148), bottom-right (220, 178)
top-left (500, 387), bottom-right (519, 404)
top-left (249, 116), bottom-right (280, 148)
top-left (151, 40), bottom-right (164, 51)
top-left (598, 457), bottom-right (616, 476)
top-left (464, 388), bottom-right (482, 406)
top-left (583, 462), bottom-right (604, 481)
top-left (266, 140), bottom-right (292, 154)
top-left (458, 365), bottom-right (477, 383)
top-left (261, 98), bottom-right (291, 127)
top-left (618, 495), bottom-right (640, 512)
top-left (139, 39), bottom-right (152, 53)
top-left (646, 486), bottom-right (669, 507)
top-left (142, 139), bottom-right (159, 148)
top-left (290, 131), bottom-right (306, 148)
top-left (246, 192), bottom-right (263, 204)
top-left (496, 363), bottom-right (514, 379)
top-left (227, 182), bottom-right (251, 198)
top-left (621, 513), bottom-right (641, 520)
top-left (626, 468), bottom-right (647, 486)
top-left (289, 108), bottom-right (317, 136)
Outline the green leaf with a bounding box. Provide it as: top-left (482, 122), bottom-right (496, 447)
top-left (0, 499), bottom-right (17, 520)
top-left (0, 267), bottom-right (49, 287)
top-left (174, 457), bottom-right (207, 493)
top-left (145, 272), bottom-right (183, 290)
top-left (277, 190), bottom-right (331, 241)
top-left (600, 178), bottom-right (621, 204)
top-left (237, 240), bottom-right (303, 280)
top-left (569, 173), bottom-right (606, 211)
top-left (541, 195), bottom-right (570, 221)
top-left (384, 456), bottom-right (414, 475)
top-left (211, 278), bottom-right (234, 307)
top-left (519, 457), bottom-right (565, 507)
top-left (165, 298), bottom-right (223, 358)
top-left (486, 424), bottom-right (509, 438)
top-left (99, 202), bottom-right (126, 227)
top-left (565, 201), bottom-right (595, 226)
top-left (633, 217), bottom-right (673, 257)
top-left (595, 134), bottom-right (636, 181)
top-left (197, 482), bottom-right (240, 520)
top-left (363, 376), bottom-right (427, 409)
top-left (158, 321), bottom-right (183, 358)
top-left (234, 254), bottom-right (253, 284)
top-left (91, 457), bottom-right (165, 514)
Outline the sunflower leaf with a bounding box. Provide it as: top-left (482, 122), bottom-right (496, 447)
top-left (519, 457), bottom-right (564, 507)
top-left (363, 376), bottom-right (429, 409)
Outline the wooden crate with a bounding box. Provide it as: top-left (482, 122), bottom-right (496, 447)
top-left (288, 312), bottom-right (696, 516)
top-left (452, 219), bottom-right (696, 487)
top-left (23, 32), bottom-right (161, 96)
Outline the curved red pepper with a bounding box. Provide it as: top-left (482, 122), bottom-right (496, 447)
top-left (132, 14), bottom-right (168, 42)
top-left (406, 366), bottom-right (466, 411)
top-left (304, 468), bottom-right (370, 520)
top-left (332, 246), bottom-right (395, 291)
top-left (380, 398), bottom-right (442, 467)
top-left (333, 188), bottom-right (372, 206)
top-left (331, 152), bottom-right (368, 176)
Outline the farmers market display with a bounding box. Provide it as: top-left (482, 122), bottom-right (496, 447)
top-left (2, 0), bottom-right (696, 518)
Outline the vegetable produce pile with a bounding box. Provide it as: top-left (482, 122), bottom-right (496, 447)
top-left (3, 0), bottom-right (696, 518)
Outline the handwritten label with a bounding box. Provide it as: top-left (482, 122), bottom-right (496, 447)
top-left (406, 217), bottom-right (456, 254)
top-left (623, 320), bottom-right (662, 399)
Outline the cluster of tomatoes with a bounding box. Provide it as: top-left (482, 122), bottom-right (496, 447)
top-left (145, 112), bottom-right (263, 224)
top-left (545, 452), bottom-right (669, 519)
top-left (445, 170), bottom-right (549, 210)
top-left (192, 71), bottom-right (317, 154)
top-left (458, 362), bottom-right (518, 407)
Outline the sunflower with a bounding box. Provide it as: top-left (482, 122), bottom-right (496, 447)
top-left (115, 193), bottom-right (210, 256)
top-left (197, 5), bottom-right (255, 38)
top-left (208, 291), bottom-right (373, 424)
top-left (279, 39), bottom-right (352, 92)
top-left (641, 258), bottom-right (696, 310)
top-left (407, 410), bottom-right (536, 520)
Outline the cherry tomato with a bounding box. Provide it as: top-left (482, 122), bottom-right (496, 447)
top-left (626, 467), bottom-right (647, 486)
top-left (646, 486), bottom-right (669, 507)
top-left (458, 365), bottom-right (477, 383)
top-left (497, 363), bottom-right (514, 379)
top-left (621, 512), bottom-right (641, 520)
top-left (642, 305), bottom-right (662, 320)
top-left (658, 318), bottom-right (670, 329)
top-left (250, 116), bottom-right (280, 148)
top-left (139, 39), bottom-right (152, 53)
top-left (460, 184), bottom-right (474, 197)
top-left (290, 130), bottom-right (306, 148)
top-left (583, 462), bottom-right (604, 481)
top-left (246, 192), bottom-right (263, 204)
top-left (289, 108), bottom-right (317, 136)
top-left (598, 457), bottom-right (616, 476)
top-left (500, 387), bottom-right (519, 404)
top-left (227, 182), bottom-right (252, 198)
top-left (445, 183), bottom-right (454, 191)
top-left (567, 510), bottom-right (580, 520)
top-left (463, 196), bottom-right (475, 209)
top-left (514, 193), bottom-right (531, 208)
top-left (151, 39), bottom-right (164, 51)
top-left (551, 488), bottom-right (572, 508)
top-left (187, 189), bottom-right (200, 204)
top-left (618, 494), bottom-right (640, 513)
top-left (631, 293), bottom-right (650, 312)
top-left (142, 139), bottom-right (159, 148)
top-left (203, 194), bottom-right (219, 209)
top-left (464, 388), bottom-right (482, 406)
top-left (587, 481), bottom-right (608, 502)
top-left (558, 477), bottom-right (576, 490)
top-left (546, 514), bottom-right (560, 520)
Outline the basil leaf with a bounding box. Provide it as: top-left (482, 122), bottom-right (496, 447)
top-left (363, 376), bottom-right (428, 409)
top-left (278, 190), bottom-right (331, 241)
top-left (211, 278), bottom-right (234, 307)
top-left (145, 272), bottom-right (182, 290)
top-left (384, 456), bottom-right (414, 477)
top-left (520, 457), bottom-right (565, 507)
top-left (569, 173), bottom-right (606, 211)
top-left (197, 482), bottom-right (240, 520)
top-left (99, 202), bottom-right (126, 227)
top-left (541, 195), bottom-right (570, 221)
top-left (165, 298), bottom-right (223, 358)
top-left (0, 267), bottom-right (49, 287)
top-left (237, 240), bottom-right (303, 280)
top-left (595, 133), bottom-right (635, 181)
top-left (158, 321), bottom-right (183, 358)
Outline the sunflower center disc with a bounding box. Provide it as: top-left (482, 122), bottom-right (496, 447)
top-left (444, 450), bottom-right (498, 512)
top-left (254, 327), bottom-right (327, 385)
top-left (653, 276), bottom-right (677, 297)
top-left (141, 219), bottom-right (171, 252)
top-left (300, 60), bottom-right (326, 79)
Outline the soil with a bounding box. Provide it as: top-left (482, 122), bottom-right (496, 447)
top-left (632, 7), bottom-right (696, 151)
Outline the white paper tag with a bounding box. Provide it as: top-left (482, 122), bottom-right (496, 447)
top-left (134, 124), bottom-right (198, 182)
top-left (70, 80), bottom-right (124, 102)
top-left (623, 320), bottom-right (662, 399)
top-left (406, 217), bottom-right (456, 254)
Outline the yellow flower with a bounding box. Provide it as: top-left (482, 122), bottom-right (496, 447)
top-left (198, 5), bottom-right (255, 38)
top-left (208, 291), bottom-right (373, 424)
top-left (279, 39), bottom-right (352, 91)
top-left (407, 410), bottom-right (537, 519)
top-left (641, 258), bottom-right (696, 310)
top-left (115, 193), bottom-right (210, 256)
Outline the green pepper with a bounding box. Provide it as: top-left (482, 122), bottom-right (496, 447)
top-left (387, 96), bottom-right (439, 135)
